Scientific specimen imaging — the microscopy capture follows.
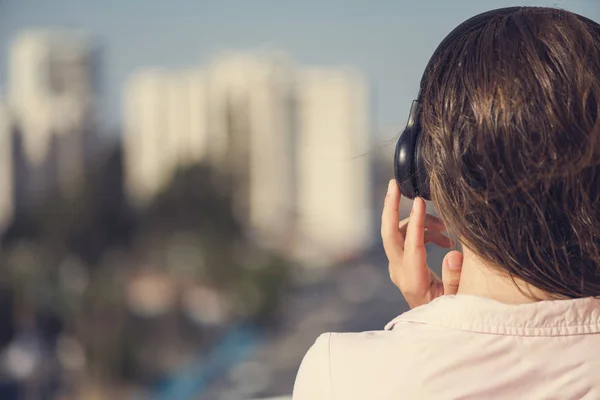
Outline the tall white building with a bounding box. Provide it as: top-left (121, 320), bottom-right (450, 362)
top-left (294, 68), bottom-right (373, 261)
top-left (7, 29), bottom-right (99, 207)
top-left (123, 68), bottom-right (209, 208)
top-left (206, 54), bottom-right (297, 249)
top-left (124, 54), bottom-right (297, 249)
top-left (123, 54), bottom-right (373, 263)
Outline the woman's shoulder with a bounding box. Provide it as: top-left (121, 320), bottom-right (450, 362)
top-left (293, 328), bottom-right (430, 399)
top-left (301, 327), bottom-right (426, 373)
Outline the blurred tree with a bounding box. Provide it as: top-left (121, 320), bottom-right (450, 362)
top-left (2, 141), bottom-right (136, 262)
top-left (67, 142), bottom-right (137, 265)
top-left (117, 163), bottom-right (290, 383)
top-left (0, 141), bottom-right (136, 390)
top-left (141, 163), bottom-right (241, 282)
top-left (139, 163), bottom-right (290, 307)
top-left (0, 141), bottom-right (291, 392)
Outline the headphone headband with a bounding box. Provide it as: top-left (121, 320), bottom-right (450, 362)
top-left (417, 7), bottom-right (600, 100)
top-left (417, 7), bottom-right (522, 101)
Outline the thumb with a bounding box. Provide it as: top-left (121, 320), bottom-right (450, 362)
top-left (442, 250), bottom-right (463, 295)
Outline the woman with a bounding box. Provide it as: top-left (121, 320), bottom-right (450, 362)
top-left (293, 6), bottom-right (600, 399)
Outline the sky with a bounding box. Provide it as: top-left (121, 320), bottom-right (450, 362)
top-left (0, 0), bottom-right (597, 137)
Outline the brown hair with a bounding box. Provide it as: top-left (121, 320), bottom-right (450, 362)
top-left (421, 7), bottom-right (600, 298)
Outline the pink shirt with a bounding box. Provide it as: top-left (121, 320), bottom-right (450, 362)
top-left (293, 294), bottom-right (600, 399)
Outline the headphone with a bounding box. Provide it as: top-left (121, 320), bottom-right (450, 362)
top-left (393, 7), bottom-right (600, 200)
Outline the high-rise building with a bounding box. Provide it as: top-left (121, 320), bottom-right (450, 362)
top-left (206, 53), bottom-right (297, 249)
top-left (294, 68), bottom-right (373, 261)
top-left (123, 68), bottom-right (209, 208)
top-left (124, 54), bottom-right (297, 249)
top-left (7, 29), bottom-right (99, 207)
top-left (122, 54), bottom-right (373, 263)
top-left (123, 69), bottom-right (171, 208)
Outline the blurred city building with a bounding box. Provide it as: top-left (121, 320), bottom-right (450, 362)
top-left (3, 29), bottom-right (100, 219)
top-left (206, 53), bottom-right (297, 253)
top-left (294, 68), bottom-right (372, 262)
top-left (123, 53), bottom-right (374, 264)
top-left (123, 68), bottom-right (209, 208)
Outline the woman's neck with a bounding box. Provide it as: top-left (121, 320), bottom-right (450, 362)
top-left (456, 247), bottom-right (549, 304)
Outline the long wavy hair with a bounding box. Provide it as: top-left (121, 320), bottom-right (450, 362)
top-left (421, 7), bottom-right (600, 298)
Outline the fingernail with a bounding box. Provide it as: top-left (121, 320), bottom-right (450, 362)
top-left (412, 197), bottom-right (420, 210)
top-left (387, 179), bottom-right (395, 194)
top-left (448, 259), bottom-right (461, 270)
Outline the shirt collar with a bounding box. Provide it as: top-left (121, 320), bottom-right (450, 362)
top-left (385, 294), bottom-right (600, 336)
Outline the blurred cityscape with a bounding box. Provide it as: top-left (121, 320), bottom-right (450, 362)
top-left (0, 1), bottom-right (595, 397)
top-left (0, 24), bottom-right (451, 399)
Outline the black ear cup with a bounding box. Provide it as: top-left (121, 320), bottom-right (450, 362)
top-left (394, 101), bottom-right (430, 200)
top-left (394, 126), bottom-right (418, 199)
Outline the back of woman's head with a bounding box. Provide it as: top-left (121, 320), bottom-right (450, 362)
top-left (421, 7), bottom-right (600, 298)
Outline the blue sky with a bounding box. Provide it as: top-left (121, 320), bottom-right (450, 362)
top-left (0, 0), bottom-right (597, 135)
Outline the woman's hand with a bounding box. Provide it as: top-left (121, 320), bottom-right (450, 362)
top-left (381, 179), bottom-right (464, 309)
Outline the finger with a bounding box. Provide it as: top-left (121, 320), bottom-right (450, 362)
top-left (381, 179), bottom-right (403, 262)
top-left (404, 197), bottom-right (427, 253)
top-left (401, 197), bottom-right (430, 285)
top-left (424, 214), bottom-right (446, 230)
top-left (442, 250), bottom-right (464, 295)
top-left (399, 214), bottom-right (446, 233)
top-left (424, 231), bottom-right (454, 248)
